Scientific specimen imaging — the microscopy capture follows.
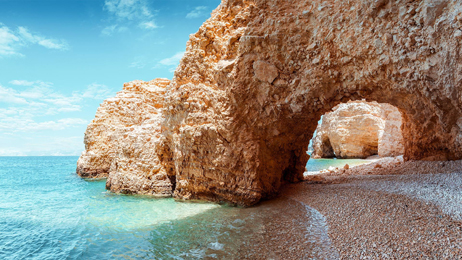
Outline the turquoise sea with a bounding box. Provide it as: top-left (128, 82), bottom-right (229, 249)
top-left (305, 157), bottom-right (374, 172)
top-left (0, 156), bottom-right (358, 259)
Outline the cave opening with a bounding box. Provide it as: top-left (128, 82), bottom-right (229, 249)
top-left (267, 90), bottom-right (418, 192)
top-left (254, 76), bottom-right (462, 206)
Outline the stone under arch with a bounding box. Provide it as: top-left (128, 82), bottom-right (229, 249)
top-left (78, 0), bottom-right (462, 206)
top-left (311, 101), bottom-right (405, 159)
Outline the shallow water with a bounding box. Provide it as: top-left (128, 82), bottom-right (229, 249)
top-left (0, 156), bottom-right (338, 259)
top-left (305, 158), bottom-right (374, 172)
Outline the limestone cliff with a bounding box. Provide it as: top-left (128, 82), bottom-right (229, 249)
top-left (78, 0), bottom-right (462, 206)
top-left (311, 101), bottom-right (404, 159)
top-left (311, 123), bottom-right (336, 159)
top-left (379, 103), bottom-right (405, 157)
top-left (77, 79), bottom-right (175, 196)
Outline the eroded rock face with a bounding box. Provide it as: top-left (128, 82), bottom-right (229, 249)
top-left (311, 123), bottom-right (336, 159)
top-left (311, 101), bottom-right (404, 159)
top-left (78, 0), bottom-right (462, 206)
top-left (77, 79), bottom-right (175, 196)
top-left (379, 104), bottom-right (405, 157)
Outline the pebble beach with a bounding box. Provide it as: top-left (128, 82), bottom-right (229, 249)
top-left (279, 159), bottom-right (462, 259)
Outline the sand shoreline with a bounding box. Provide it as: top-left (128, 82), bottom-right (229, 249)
top-left (277, 159), bottom-right (462, 259)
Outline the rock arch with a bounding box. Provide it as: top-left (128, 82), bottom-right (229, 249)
top-left (78, 0), bottom-right (462, 206)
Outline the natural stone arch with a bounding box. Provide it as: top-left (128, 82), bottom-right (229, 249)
top-left (78, 0), bottom-right (462, 206)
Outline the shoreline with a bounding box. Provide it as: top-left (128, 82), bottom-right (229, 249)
top-left (303, 156), bottom-right (462, 182)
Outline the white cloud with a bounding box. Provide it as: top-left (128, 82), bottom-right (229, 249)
top-left (0, 25), bottom-right (20, 56)
top-left (0, 80), bottom-right (110, 155)
top-left (101, 24), bottom-right (129, 36)
top-left (104, 0), bottom-right (153, 20)
top-left (0, 24), bottom-right (69, 57)
top-left (0, 81), bottom-right (115, 124)
top-left (0, 135), bottom-right (85, 156)
top-left (82, 83), bottom-right (114, 100)
top-left (37, 39), bottom-right (66, 50)
top-left (186, 6), bottom-right (208, 19)
top-left (158, 52), bottom-right (184, 66)
top-left (19, 88), bottom-right (49, 99)
top-left (17, 26), bottom-right (68, 50)
top-left (103, 0), bottom-right (158, 34)
top-left (129, 60), bottom-right (145, 69)
top-left (0, 83), bottom-right (77, 114)
top-left (0, 86), bottom-right (29, 104)
top-left (10, 80), bottom-right (54, 99)
top-left (9, 80), bottom-right (36, 86)
top-left (0, 79), bottom-right (116, 155)
top-left (139, 21), bottom-right (158, 29)
top-left (0, 149), bottom-right (27, 156)
top-left (153, 52), bottom-right (184, 72)
top-left (42, 95), bottom-right (82, 113)
top-left (101, 25), bottom-right (117, 36)
top-left (0, 118), bottom-right (88, 132)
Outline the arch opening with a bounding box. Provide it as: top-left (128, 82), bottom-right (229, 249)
top-left (304, 101), bottom-right (405, 176)
top-left (248, 82), bottom-right (462, 204)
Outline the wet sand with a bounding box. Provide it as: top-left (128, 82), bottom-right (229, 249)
top-left (236, 198), bottom-right (339, 259)
top-left (281, 160), bottom-right (462, 259)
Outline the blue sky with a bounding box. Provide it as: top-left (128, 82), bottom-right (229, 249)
top-left (0, 0), bottom-right (220, 156)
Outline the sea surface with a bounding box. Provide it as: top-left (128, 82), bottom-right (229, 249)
top-left (305, 157), bottom-right (374, 172)
top-left (0, 156), bottom-right (358, 259)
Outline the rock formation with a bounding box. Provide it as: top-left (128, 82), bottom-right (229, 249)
top-left (78, 0), bottom-right (462, 206)
top-left (379, 103), bottom-right (405, 157)
top-left (311, 123), bottom-right (336, 159)
top-left (77, 79), bottom-right (175, 196)
top-left (311, 101), bottom-right (404, 159)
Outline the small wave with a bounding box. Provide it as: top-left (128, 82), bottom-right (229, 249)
top-left (208, 242), bottom-right (224, 251)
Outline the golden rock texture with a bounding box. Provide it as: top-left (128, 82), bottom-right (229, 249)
top-left (77, 79), bottom-right (175, 196)
top-left (379, 103), bottom-right (405, 157)
top-left (311, 101), bottom-right (404, 159)
top-left (78, 0), bottom-right (462, 205)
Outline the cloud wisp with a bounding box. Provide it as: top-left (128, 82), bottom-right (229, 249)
top-left (0, 81), bottom-right (115, 133)
top-left (0, 23), bottom-right (68, 57)
top-left (159, 52), bottom-right (184, 66)
top-left (102, 0), bottom-right (159, 35)
top-left (0, 117), bottom-right (88, 132)
top-left (154, 52), bottom-right (184, 72)
top-left (104, 0), bottom-right (153, 20)
top-left (139, 21), bottom-right (158, 30)
top-left (101, 25), bottom-right (128, 36)
top-left (17, 27), bottom-right (68, 50)
top-left (82, 83), bottom-right (115, 100)
top-left (0, 81), bottom-right (115, 155)
top-left (0, 134), bottom-right (86, 156)
top-left (0, 25), bottom-right (20, 56)
top-left (186, 6), bottom-right (209, 19)
top-left (3, 80), bottom-right (80, 113)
